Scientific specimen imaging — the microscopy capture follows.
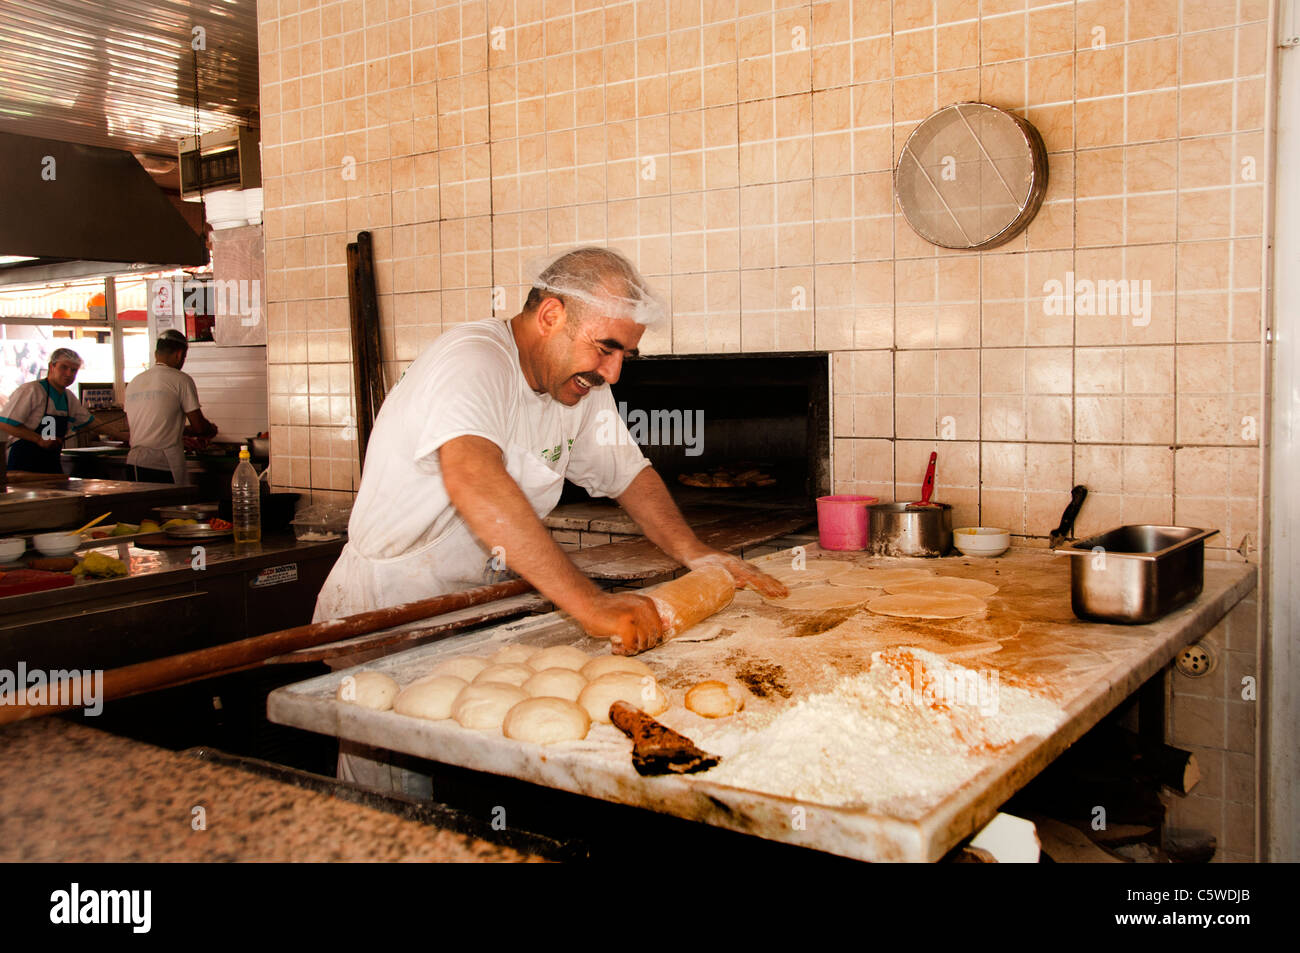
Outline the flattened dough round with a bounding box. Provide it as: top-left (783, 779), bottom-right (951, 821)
top-left (529, 645), bottom-right (592, 672)
top-left (761, 585), bottom-right (878, 609)
top-left (503, 697), bottom-right (591, 744)
top-left (523, 668), bottom-right (588, 702)
top-left (865, 592), bottom-right (987, 619)
top-left (336, 671), bottom-right (399, 710)
top-left (393, 675), bottom-right (466, 720)
top-left (754, 558), bottom-right (850, 586)
top-left (492, 643), bottom-right (541, 666)
top-left (581, 655), bottom-right (654, 681)
top-left (472, 662), bottom-right (535, 686)
top-left (578, 672), bottom-right (669, 723)
top-left (430, 656), bottom-right (489, 681)
top-left (452, 682), bottom-right (528, 730)
top-left (684, 680), bottom-right (745, 718)
top-left (885, 576), bottom-right (999, 598)
top-left (828, 566), bottom-right (936, 588)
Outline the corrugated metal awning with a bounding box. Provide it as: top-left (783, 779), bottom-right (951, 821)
top-left (0, 0), bottom-right (259, 158)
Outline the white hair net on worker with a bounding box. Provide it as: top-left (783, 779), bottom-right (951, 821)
top-left (526, 246), bottom-right (666, 326)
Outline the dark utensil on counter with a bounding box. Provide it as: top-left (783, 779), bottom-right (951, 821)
top-left (1049, 484), bottom-right (1089, 549)
top-left (907, 452), bottom-right (940, 508)
top-left (609, 701), bottom-right (720, 776)
top-left (0, 576), bottom-right (537, 726)
top-left (1053, 525), bottom-right (1218, 624)
top-left (867, 501), bottom-right (953, 557)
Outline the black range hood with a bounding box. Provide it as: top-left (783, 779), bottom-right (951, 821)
top-left (0, 130), bottom-right (207, 285)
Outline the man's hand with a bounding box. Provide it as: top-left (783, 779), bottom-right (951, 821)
top-left (37, 437), bottom-right (60, 450)
top-left (686, 550), bottom-right (789, 598)
top-left (574, 591), bottom-right (664, 655)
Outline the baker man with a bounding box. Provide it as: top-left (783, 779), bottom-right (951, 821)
top-left (124, 329), bottom-right (219, 484)
top-left (0, 348), bottom-right (94, 474)
top-left (315, 247), bottom-right (787, 649)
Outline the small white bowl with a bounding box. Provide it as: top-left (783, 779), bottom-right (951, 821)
top-left (953, 526), bottom-right (1011, 557)
top-left (0, 537), bottom-right (26, 562)
top-left (33, 532), bottom-right (81, 557)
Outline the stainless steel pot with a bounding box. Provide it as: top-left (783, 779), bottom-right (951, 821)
top-left (867, 502), bottom-right (953, 557)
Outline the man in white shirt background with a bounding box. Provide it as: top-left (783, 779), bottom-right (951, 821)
top-left (124, 329), bottom-right (218, 484)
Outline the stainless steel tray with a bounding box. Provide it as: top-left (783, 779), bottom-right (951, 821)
top-left (1054, 525), bottom-right (1218, 624)
top-left (163, 522), bottom-right (232, 540)
top-left (155, 503), bottom-right (219, 520)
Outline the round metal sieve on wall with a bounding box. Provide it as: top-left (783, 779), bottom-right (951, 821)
top-left (894, 102), bottom-right (1049, 250)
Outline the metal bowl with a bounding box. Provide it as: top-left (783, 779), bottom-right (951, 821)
top-left (155, 503), bottom-right (219, 521)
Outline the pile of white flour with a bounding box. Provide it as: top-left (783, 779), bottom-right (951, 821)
top-left (699, 647), bottom-right (1063, 817)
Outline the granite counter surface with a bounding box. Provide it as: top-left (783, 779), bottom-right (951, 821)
top-left (0, 718), bottom-right (547, 862)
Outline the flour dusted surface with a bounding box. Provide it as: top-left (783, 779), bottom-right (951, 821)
top-left (699, 647), bottom-right (1064, 818)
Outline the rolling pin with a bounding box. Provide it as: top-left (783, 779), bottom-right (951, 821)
top-left (644, 565), bottom-right (735, 639)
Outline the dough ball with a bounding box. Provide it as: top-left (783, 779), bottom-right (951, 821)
top-left (503, 697), bottom-right (591, 745)
top-left (580, 655), bottom-right (654, 681)
top-left (528, 645), bottom-right (592, 672)
top-left (886, 577), bottom-right (999, 599)
top-left (684, 680), bottom-right (746, 718)
top-left (336, 671), bottom-right (399, 710)
top-left (452, 682), bottom-right (528, 731)
top-left (472, 662), bottom-right (535, 687)
top-left (393, 675), bottom-right (466, 720)
top-left (492, 643), bottom-right (541, 666)
top-left (430, 656), bottom-right (489, 681)
top-left (523, 668), bottom-right (588, 702)
top-left (578, 672), bottom-right (668, 724)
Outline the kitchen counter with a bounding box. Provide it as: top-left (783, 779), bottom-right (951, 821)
top-left (269, 546), bottom-right (1257, 862)
top-left (2, 533), bottom-right (340, 611)
top-left (1, 474), bottom-right (195, 530)
top-left (0, 717), bottom-right (551, 862)
top-left (1, 534), bottom-right (345, 672)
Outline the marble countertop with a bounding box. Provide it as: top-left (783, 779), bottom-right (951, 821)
top-left (269, 546), bottom-right (1257, 862)
top-left (0, 718), bottom-right (551, 862)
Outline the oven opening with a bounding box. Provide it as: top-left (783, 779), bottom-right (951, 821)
top-left (560, 352), bottom-right (830, 509)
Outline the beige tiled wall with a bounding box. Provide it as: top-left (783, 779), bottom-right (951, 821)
top-left (256, 0), bottom-right (1270, 859)
top-left (257, 0), bottom-right (1270, 564)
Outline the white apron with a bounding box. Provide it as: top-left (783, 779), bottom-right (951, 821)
top-left (312, 443), bottom-right (566, 623)
top-left (318, 445), bottom-right (564, 797)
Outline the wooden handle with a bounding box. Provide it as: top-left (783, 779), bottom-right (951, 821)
top-left (0, 576), bottom-right (534, 725)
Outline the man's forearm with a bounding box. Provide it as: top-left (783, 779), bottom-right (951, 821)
top-left (0, 421), bottom-right (45, 444)
top-left (615, 467), bottom-right (711, 566)
top-left (441, 437), bottom-right (601, 616)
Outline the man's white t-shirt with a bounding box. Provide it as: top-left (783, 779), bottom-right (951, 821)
top-left (124, 363), bottom-right (201, 482)
top-left (0, 379), bottom-right (93, 445)
top-left (346, 317), bottom-right (650, 564)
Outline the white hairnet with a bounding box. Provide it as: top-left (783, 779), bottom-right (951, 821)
top-left (526, 246), bottom-right (665, 326)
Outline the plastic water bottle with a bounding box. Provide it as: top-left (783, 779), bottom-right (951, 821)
top-left (231, 445), bottom-right (261, 543)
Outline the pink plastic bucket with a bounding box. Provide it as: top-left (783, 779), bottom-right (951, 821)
top-left (816, 495), bottom-right (879, 551)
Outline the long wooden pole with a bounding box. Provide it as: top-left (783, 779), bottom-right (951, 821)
top-left (0, 577), bottom-right (534, 725)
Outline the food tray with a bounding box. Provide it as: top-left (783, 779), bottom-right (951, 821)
top-left (163, 523), bottom-right (233, 540)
